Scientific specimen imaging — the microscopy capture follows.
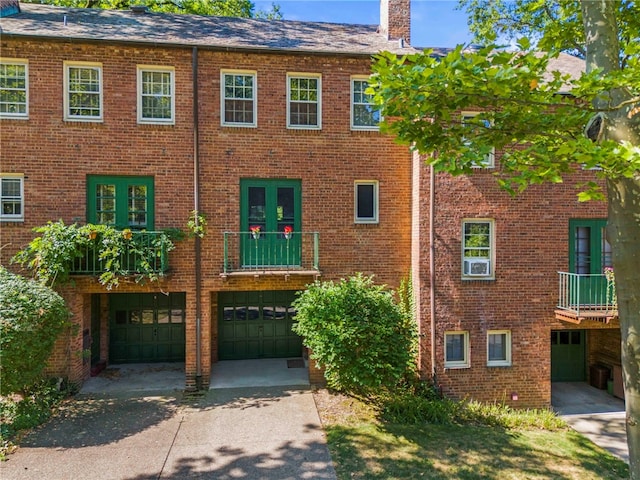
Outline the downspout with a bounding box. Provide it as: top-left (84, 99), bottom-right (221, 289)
top-left (192, 46), bottom-right (203, 390)
top-left (429, 165), bottom-right (436, 381)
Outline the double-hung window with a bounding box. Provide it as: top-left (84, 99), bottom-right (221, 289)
top-left (138, 66), bottom-right (174, 124)
top-left (221, 70), bottom-right (257, 127)
top-left (461, 111), bottom-right (494, 168)
top-left (64, 62), bottom-right (103, 121)
top-left (287, 73), bottom-right (321, 129)
top-left (0, 59), bottom-right (28, 118)
top-left (462, 219), bottom-right (494, 279)
top-left (354, 180), bottom-right (379, 223)
top-left (0, 175), bottom-right (24, 221)
top-left (351, 77), bottom-right (379, 130)
top-left (87, 175), bottom-right (154, 229)
top-left (445, 331), bottom-right (469, 368)
top-left (487, 330), bottom-right (512, 366)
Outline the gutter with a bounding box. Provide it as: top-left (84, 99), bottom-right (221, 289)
top-left (192, 46), bottom-right (203, 390)
top-left (429, 164), bottom-right (436, 380)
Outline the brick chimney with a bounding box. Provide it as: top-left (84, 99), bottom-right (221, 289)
top-left (380, 0), bottom-right (411, 44)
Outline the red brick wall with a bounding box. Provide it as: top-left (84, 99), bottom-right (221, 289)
top-left (415, 152), bottom-right (612, 408)
top-left (1, 38), bottom-right (412, 387)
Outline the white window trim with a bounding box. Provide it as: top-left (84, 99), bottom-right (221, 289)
top-left (137, 65), bottom-right (175, 125)
top-left (286, 72), bottom-right (322, 130)
top-left (487, 330), bottom-right (512, 367)
top-left (0, 58), bottom-right (29, 119)
top-left (0, 173), bottom-right (24, 222)
top-left (220, 69), bottom-right (257, 128)
top-left (350, 76), bottom-right (379, 131)
top-left (444, 331), bottom-right (470, 369)
top-left (354, 180), bottom-right (379, 224)
top-left (64, 61), bottom-right (103, 122)
top-left (461, 111), bottom-right (495, 168)
top-left (462, 218), bottom-right (495, 280)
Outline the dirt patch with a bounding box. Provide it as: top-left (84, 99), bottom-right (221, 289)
top-left (312, 387), bottom-right (377, 426)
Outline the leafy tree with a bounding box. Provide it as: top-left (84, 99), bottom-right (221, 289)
top-left (24, 0), bottom-right (283, 19)
top-left (0, 267), bottom-right (72, 395)
top-left (370, 0), bottom-right (639, 475)
top-left (292, 274), bottom-right (417, 394)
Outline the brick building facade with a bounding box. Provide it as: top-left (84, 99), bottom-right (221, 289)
top-left (1, 1), bottom-right (621, 407)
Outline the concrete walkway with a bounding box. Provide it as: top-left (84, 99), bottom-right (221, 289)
top-left (1, 360), bottom-right (337, 480)
top-left (552, 382), bottom-right (628, 463)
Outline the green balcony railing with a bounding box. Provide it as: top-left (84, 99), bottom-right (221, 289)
top-left (71, 230), bottom-right (170, 276)
top-left (557, 272), bottom-right (617, 317)
top-left (223, 231), bottom-right (319, 275)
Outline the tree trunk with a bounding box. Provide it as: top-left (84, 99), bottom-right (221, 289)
top-left (607, 178), bottom-right (640, 477)
top-left (582, 1), bottom-right (640, 476)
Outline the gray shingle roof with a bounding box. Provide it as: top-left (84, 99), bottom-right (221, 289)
top-left (0, 3), bottom-right (418, 55)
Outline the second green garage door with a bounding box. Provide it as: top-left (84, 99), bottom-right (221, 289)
top-left (218, 290), bottom-right (302, 360)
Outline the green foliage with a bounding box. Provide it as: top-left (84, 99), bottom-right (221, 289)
top-left (24, 0), bottom-right (283, 19)
top-left (292, 274), bottom-right (417, 394)
top-left (11, 221), bottom-right (176, 289)
top-left (0, 379), bottom-right (70, 459)
top-left (0, 267), bottom-right (72, 395)
top-left (186, 210), bottom-right (207, 238)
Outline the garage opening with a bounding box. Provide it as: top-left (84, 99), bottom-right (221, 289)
top-left (109, 292), bottom-right (186, 363)
top-left (218, 290), bottom-right (302, 360)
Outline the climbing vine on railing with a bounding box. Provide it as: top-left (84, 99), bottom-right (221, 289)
top-left (12, 221), bottom-right (177, 290)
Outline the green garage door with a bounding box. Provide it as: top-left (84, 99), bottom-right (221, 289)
top-left (551, 330), bottom-right (586, 381)
top-left (110, 293), bottom-right (186, 363)
top-left (218, 290), bottom-right (302, 360)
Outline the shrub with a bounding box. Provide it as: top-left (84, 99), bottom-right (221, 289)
top-left (292, 274), bottom-right (417, 394)
top-left (0, 267), bottom-right (71, 395)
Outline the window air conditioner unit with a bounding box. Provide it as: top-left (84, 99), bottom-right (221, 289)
top-left (464, 258), bottom-right (490, 276)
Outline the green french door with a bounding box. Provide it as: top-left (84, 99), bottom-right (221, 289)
top-left (218, 290), bottom-right (302, 360)
top-left (569, 219), bottom-right (611, 306)
top-left (109, 293), bottom-right (185, 363)
top-left (551, 330), bottom-right (586, 381)
top-left (87, 175), bottom-right (154, 229)
top-left (240, 179), bottom-right (301, 267)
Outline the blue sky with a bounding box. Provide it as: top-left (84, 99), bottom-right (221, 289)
top-left (253, 0), bottom-right (473, 48)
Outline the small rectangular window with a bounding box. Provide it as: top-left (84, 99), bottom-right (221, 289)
top-left (462, 219), bottom-right (494, 279)
top-left (287, 73), bottom-right (321, 129)
top-left (0, 59), bottom-right (28, 118)
top-left (461, 112), bottom-right (495, 168)
top-left (64, 62), bottom-right (103, 121)
top-left (487, 330), bottom-right (511, 366)
top-left (445, 331), bottom-right (469, 368)
top-left (221, 71), bottom-right (257, 127)
top-left (351, 77), bottom-right (380, 130)
top-left (137, 66), bottom-right (174, 124)
top-left (0, 175), bottom-right (24, 221)
top-left (354, 181), bottom-right (379, 224)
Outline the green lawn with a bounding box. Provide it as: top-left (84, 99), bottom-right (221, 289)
top-left (314, 390), bottom-right (629, 480)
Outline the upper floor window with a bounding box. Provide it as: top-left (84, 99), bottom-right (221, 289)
top-left (221, 70), bottom-right (257, 127)
top-left (351, 77), bottom-right (379, 130)
top-left (138, 66), bottom-right (174, 124)
top-left (461, 111), bottom-right (494, 168)
top-left (87, 175), bottom-right (154, 229)
top-left (0, 59), bottom-right (28, 118)
top-left (64, 62), bottom-right (103, 121)
top-left (287, 73), bottom-right (321, 129)
top-left (354, 180), bottom-right (379, 224)
top-left (462, 219), bottom-right (495, 279)
top-left (0, 174), bottom-right (24, 221)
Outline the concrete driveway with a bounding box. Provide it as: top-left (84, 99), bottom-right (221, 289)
top-left (0, 385), bottom-right (337, 480)
top-left (552, 382), bottom-right (628, 463)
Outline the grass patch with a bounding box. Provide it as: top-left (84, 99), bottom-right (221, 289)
top-left (314, 387), bottom-right (629, 480)
top-left (0, 378), bottom-right (71, 460)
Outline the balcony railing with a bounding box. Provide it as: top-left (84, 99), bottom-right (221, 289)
top-left (556, 272), bottom-right (617, 322)
top-left (71, 230), bottom-right (170, 276)
top-left (223, 231), bottom-right (320, 276)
